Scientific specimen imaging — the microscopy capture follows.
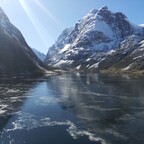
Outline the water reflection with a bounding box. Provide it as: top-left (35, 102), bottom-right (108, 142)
top-left (0, 77), bottom-right (103, 144)
top-left (47, 73), bottom-right (144, 144)
top-left (0, 74), bottom-right (144, 144)
top-left (0, 79), bottom-right (43, 132)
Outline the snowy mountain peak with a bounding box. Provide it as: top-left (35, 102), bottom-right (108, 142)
top-left (98, 5), bottom-right (109, 13)
top-left (88, 6), bottom-right (108, 15)
top-left (86, 6), bottom-right (112, 21)
top-left (56, 27), bottom-right (74, 44)
top-left (99, 5), bottom-right (108, 10)
top-left (139, 24), bottom-right (144, 27)
top-left (89, 9), bottom-right (98, 14)
top-left (45, 6), bottom-right (144, 70)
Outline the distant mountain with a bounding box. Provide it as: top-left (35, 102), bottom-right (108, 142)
top-left (32, 48), bottom-right (46, 61)
top-left (0, 7), bottom-right (47, 77)
top-left (45, 6), bottom-right (144, 72)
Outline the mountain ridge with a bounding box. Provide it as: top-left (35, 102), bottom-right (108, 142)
top-left (45, 6), bottom-right (144, 72)
top-left (0, 7), bottom-right (48, 77)
top-left (32, 48), bottom-right (46, 61)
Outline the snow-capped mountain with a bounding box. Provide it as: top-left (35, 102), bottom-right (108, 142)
top-left (99, 35), bottom-right (144, 72)
top-left (32, 48), bottom-right (46, 61)
top-left (0, 7), bottom-right (47, 77)
top-left (45, 6), bottom-right (144, 71)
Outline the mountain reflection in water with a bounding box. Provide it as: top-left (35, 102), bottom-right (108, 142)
top-left (0, 73), bottom-right (144, 144)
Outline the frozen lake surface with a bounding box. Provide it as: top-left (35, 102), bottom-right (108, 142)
top-left (0, 73), bottom-right (144, 144)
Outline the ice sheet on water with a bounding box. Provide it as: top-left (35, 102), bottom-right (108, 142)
top-left (0, 110), bottom-right (7, 114)
top-left (0, 104), bottom-right (8, 114)
top-left (67, 123), bottom-right (106, 144)
top-left (6, 89), bottom-right (20, 94)
top-left (5, 112), bottom-right (107, 144)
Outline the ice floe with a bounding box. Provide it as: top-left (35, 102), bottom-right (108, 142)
top-left (5, 112), bottom-right (107, 144)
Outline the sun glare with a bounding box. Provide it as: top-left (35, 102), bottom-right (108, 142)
top-left (18, 0), bottom-right (54, 48)
top-left (33, 0), bottom-right (63, 28)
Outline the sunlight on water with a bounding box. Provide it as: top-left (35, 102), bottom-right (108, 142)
top-left (0, 73), bottom-right (144, 144)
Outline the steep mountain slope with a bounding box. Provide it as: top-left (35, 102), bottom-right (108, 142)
top-left (0, 7), bottom-right (47, 77)
top-left (45, 6), bottom-right (144, 70)
top-left (32, 48), bottom-right (46, 61)
top-left (99, 35), bottom-right (144, 72)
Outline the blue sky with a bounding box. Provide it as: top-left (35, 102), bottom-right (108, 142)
top-left (0, 0), bottom-right (144, 54)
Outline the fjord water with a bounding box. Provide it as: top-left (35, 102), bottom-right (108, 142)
top-left (0, 73), bottom-right (144, 144)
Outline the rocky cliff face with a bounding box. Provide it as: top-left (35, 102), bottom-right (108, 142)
top-left (45, 6), bottom-right (144, 71)
top-left (99, 35), bottom-right (144, 72)
top-left (0, 7), bottom-right (47, 77)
